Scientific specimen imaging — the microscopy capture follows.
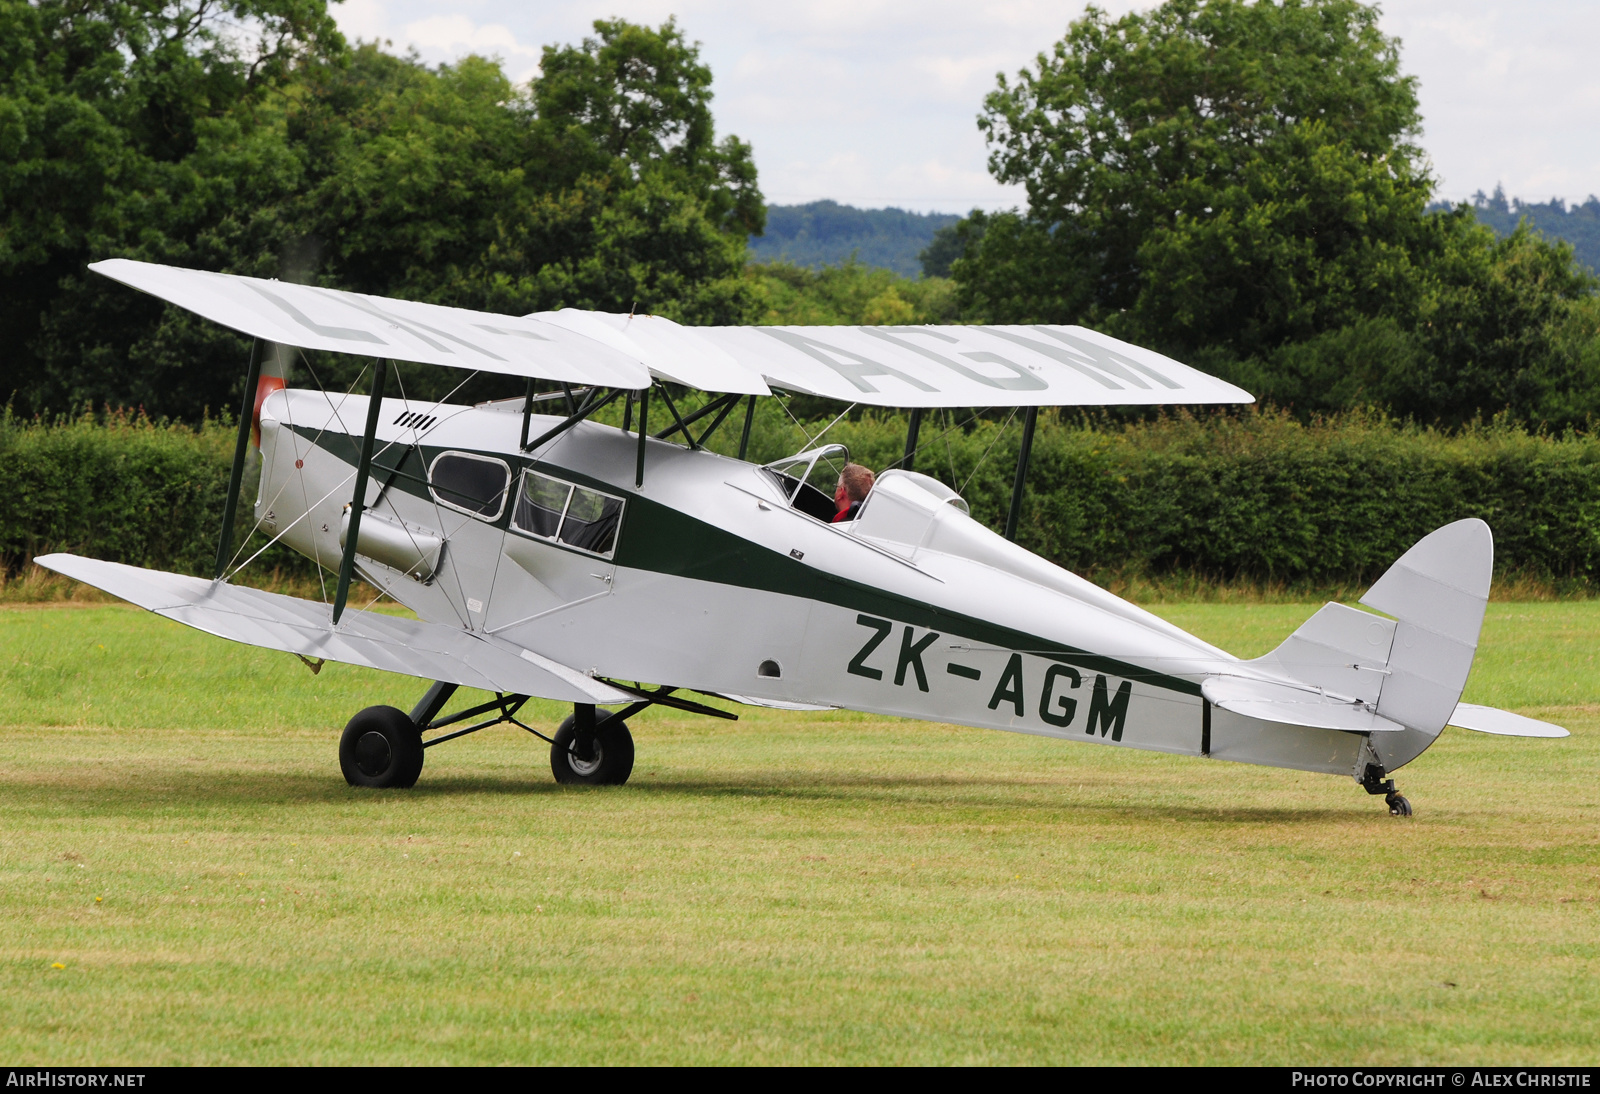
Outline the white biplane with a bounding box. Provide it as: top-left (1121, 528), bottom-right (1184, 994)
top-left (37, 259), bottom-right (1569, 815)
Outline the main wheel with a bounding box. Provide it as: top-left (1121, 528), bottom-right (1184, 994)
top-left (340, 705), bottom-right (425, 788)
top-left (550, 709), bottom-right (634, 786)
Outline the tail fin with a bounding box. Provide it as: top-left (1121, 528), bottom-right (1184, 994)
top-left (1360, 518), bottom-right (1493, 739)
top-left (1239, 519), bottom-right (1493, 774)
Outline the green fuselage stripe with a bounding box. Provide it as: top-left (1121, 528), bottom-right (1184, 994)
top-left (289, 425), bottom-right (1202, 697)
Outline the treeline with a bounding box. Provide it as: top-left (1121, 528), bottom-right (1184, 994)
top-left (3, 0), bottom-right (1598, 434)
top-left (747, 201), bottom-right (958, 278)
top-left (6, 408), bottom-right (1596, 591)
top-left (1464, 187), bottom-right (1600, 276)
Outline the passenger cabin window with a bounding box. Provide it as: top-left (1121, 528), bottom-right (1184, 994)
top-left (429, 452), bottom-right (510, 520)
top-left (512, 470), bottom-right (625, 559)
top-left (762, 445), bottom-right (849, 524)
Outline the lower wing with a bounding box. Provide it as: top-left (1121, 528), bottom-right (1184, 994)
top-left (34, 554), bottom-right (628, 706)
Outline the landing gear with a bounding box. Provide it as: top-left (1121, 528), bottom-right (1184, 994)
top-left (340, 705), bottom-right (425, 788)
top-left (339, 680), bottom-right (722, 789)
top-left (551, 706), bottom-right (635, 785)
top-left (1359, 762), bottom-right (1413, 817)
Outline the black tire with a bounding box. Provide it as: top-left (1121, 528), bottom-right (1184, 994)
top-left (1387, 793), bottom-right (1414, 817)
top-left (550, 709), bottom-right (634, 786)
top-left (340, 705), bottom-right (425, 788)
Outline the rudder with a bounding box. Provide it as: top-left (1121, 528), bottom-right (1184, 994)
top-left (1361, 518), bottom-right (1493, 770)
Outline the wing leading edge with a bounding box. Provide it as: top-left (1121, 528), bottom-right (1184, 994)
top-left (34, 554), bottom-right (628, 706)
top-left (90, 259), bottom-right (1254, 408)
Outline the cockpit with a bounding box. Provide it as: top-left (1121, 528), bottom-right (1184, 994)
top-left (761, 444), bottom-right (851, 523)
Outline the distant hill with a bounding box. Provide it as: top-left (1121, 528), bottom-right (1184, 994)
top-left (1440, 186), bottom-right (1600, 274)
top-left (749, 201), bottom-right (960, 278)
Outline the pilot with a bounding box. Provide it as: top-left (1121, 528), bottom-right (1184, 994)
top-left (831, 463), bottom-right (875, 523)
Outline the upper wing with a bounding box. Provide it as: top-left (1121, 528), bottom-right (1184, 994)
top-left (91, 259), bottom-right (1253, 408)
top-left (694, 322), bottom-right (1253, 407)
top-left (89, 259), bottom-right (651, 390)
top-left (34, 554), bottom-right (629, 706)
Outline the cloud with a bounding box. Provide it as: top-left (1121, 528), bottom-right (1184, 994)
top-left (335, 1), bottom-right (1600, 212)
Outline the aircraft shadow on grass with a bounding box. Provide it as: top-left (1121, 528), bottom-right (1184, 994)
top-left (6, 768), bottom-right (1358, 825)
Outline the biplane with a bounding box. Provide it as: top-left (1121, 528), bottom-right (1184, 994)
top-left (37, 259), bottom-right (1568, 816)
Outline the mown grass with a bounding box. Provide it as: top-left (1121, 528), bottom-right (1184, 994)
top-left (0, 601), bottom-right (1594, 1064)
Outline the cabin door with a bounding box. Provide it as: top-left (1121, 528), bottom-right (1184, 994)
top-left (485, 468), bottom-right (623, 632)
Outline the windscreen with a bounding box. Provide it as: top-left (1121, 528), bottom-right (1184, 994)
top-left (763, 446), bottom-right (850, 523)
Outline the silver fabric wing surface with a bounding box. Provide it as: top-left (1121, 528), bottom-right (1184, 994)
top-left (698, 323), bottom-right (1251, 407)
top-left (90, 259), bottom-right (652, 389)
top-left (91, 259), bottom-right (1253, 407)
top-left (35, 554), bottom-right (630, 706)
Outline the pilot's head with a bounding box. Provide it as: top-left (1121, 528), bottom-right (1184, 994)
top-left (839, 463), bottom-right (875, 503)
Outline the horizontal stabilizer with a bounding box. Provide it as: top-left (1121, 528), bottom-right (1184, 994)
top-left (34, 554), bottom-right (628, 706)
top-left (1449, 702), bottom-right (1570, 738)
top-left (1202, 675), bottom-right (1407, 733)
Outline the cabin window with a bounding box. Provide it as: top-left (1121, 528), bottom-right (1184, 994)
top-left (559, 486), bottom-right (624, 556)
top-left (512, 471), bottom-right (625, 559)
top-left (429, 452), bottom-right (510, 521)
top-left (516, 471), bottom-right (570, 538)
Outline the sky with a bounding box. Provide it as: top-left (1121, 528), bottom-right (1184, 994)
top-left (331, 0), bottom-right (1600, 215)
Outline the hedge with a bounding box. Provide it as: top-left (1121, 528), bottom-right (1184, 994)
top-left (0, 410), bottom-right (312, 582)
top-left (4, 408), bottom-right (1597, 590)
top-left (824, 409), bottom-right (1600, 588)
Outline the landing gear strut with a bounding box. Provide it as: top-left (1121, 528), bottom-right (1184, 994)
top-left (1360, 762), bottom-right (1413, 817)
top-left (337, 678), bottom-right (737, 788)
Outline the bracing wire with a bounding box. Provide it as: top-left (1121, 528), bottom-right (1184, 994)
top-left (944, 408), bottom-right (958, 485)
top-left (225, 355), bottom-right (372, 593)
top-left (773, 396), bottom-right (857, 455)
top-left (226, 356), bottom-right (489, 629)
top-left (960, 407), bottom-right (1019, 496)
top-left (880, 407), bottom-right (993, 475)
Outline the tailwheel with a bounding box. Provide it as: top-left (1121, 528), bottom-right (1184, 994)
top-left (551, 707), bottom-right (634, 786)
top-left (340, 705), bottom-right (425, 788)
top-left (1359, 762), bottom-right (1413, 818)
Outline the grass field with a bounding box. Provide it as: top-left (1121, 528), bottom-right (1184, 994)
top-left (0, 599), bottom-right (1595, 1064)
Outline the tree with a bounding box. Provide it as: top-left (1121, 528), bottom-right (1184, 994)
top-left (534, 18), bottom-right (762, 241)
top-left (954, 0), bottom-right (1600, 426)
top-left (4, 12), bottom-right (764, 420)
top-left (2, 0), bottom-right (343, 418)
top-left (962, 0), bottom-right (1428, 352)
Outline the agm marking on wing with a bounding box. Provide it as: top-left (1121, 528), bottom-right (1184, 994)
top-left (859, 327), bottom-right (1047, 391)
top-left (756, 325), bottom-right (1188, 396)
top-left (848, 614), bottom-right (1135, 739)
top-left (245, 282), bottom-right (540, 362)
top-left (760, 328), bottom-right (938, 394)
